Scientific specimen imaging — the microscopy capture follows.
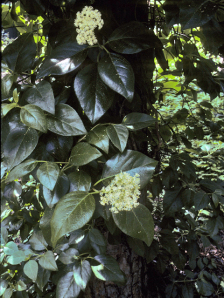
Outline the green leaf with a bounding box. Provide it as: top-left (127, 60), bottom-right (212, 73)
top-left (102, 150), bottom-right (158, 189)
top-left (194, 191), bottom-right (210, 211)
top-left (107, 21), bottom-right (162, 54)
top-left (2, 287), bottom-right (13, 298)
top-left (43, 173), bottom-right (69, 208)
top-left (21, 81), bottom-right (55, 114)
top-left (3, 241), bottom-right (18, 255)
top-left (23, 260), bottom-right (38, 281)
top-left (3, 125), bottom-right (38, 171)
top-left (1, 226), bottom-right (8, 246)
top-left (112, 204), bottom-right (154, 246)
top-left (1, 103), bottom-right (18, 117)
top-left (89, 228), bottom-right (107, 254)
top-left (56, 271), bottom-right (81, 298)
top-left (5, 159), bottom-right (38, 183)
top-left (68, 170), bottom-right (91, 192)
top-left (73, 260), bottom-right (91, 290)
top-left (47, 104), bottom-right (87, 136)
top-left (51, 191), bottom-right (95, 248)
top-left (179, 1), bottom-right (218, 30)
top-left (1, 73), bottom-right (14, 100)
top-left (59, 248), bottom-right (79, 264)
top-left (74, 63), bottom-right (114, 124)
top-left (39, 251), bottom-right (58, 271)
top-left (160, 229), bottom-right (179, 255)
top-left (163, 187), bottom-right (183, 216)
top-left (15, 280), bottom-right (27, 292)
top-left (0, 279), bottom-right (8, 296)
top-left (195, 280), bottom-right (214, 296)
top-left (206, 216), bottom-right (224, 237)
top-left (36, 265), bottom-right (51, 292)
top-left (2, 33), bottom-right (36, 73)
top-left (7, 250), bottom-right (26, 265)
top-left (86, 126), bottom-right (109, 154)
top-left (91, 254), bottom-right (126, 284)
top-left (37, 40), bottom-right (87, 78)
top-left (122, 112), bottom-right (156, 130)
top-left (20, 104), bottom-right (47, 133)
top-left (45, 134), bottom-right (73, 161)
top-left (39, 207), bottom-right (54, 247)
top-left (70, 143), bottom-right (102, 166)
top-left (126, 236), bottom-right (145, 257)
top-left (106, 124), bottom-right (129, 152)
top-left (37, 162), bottom-right (60, 191)
top-left (182, 284), bottom-right (194, 298)
top-left (98, 53), bottom-right (134, 101)
top-left (29, 229), bottom-right (48, 251)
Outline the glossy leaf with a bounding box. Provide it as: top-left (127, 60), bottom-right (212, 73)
top-left (107, 21), bottom-right (162, 54)
top-left (51, 191), bottom-right (95, 247)
top-left (21, 81), bottom-right (55, 114)
top-left (59, 248), bottom-right (79, 264)
top-left (56, 271), bottom-right (81, 298)
top-left (39, 207), bottom-right (54, 247)
top-left (112, 204), bottom-right (154, 246)
top-left (70, 143), bottom-right (102, 166)
top-left (122, 113), bottom-right (156, 130)
top-left (86, 126), bottom-right (109, 154)
top-left (37, 40), bottom-right (87, 78)
top-left (0, 279), bottom-right (8, 296)
top-left (106, 124), bottom-right (129, 152)
top-left (39, 251), bottom-right (58, 271)
top-left (20, 104), bottom-right (47, 133)
top-left (4, 241), bottom-right (18, 255)
top-left (29, 229), bottom-right (48, 251)
top-left (23, 260), bottom-right (38, 281)
top-left (45, 135), bottom-right (73, 161)
top-left (43, 172), bottom-right (69, 208)
top-left (3, 124), bottom-right (38, 171)
top-left (1, 73), bottom-right (14, 100)
top-left (73, 260), bottom-right (91, 290)
top-left (1, 103), bottom-right (18, 117)
top-left (68, 170), bottom-right (91, 192)
top-left (37, 162), bottom-right (60, 191)
top-left (2, 33), bottom-right (36, 73)
top-left (89, 228), bottom-right (107, 254)
top-left (47, 104), bottom-right (87, 136)
top-left (36, 265), bottom-right (51, 292)
top-left (102, 150), bottom-right (158, 189)
top-left (7, 250), bottom-right (26, 265)
top-left (91, 254), bottom-right (126, 284)
top-left (74, 63), bottom-right (114, 123)
top-left (5, 159), bottom-right (38, 183)
top-left (98, 53), bottom-right (134, 101)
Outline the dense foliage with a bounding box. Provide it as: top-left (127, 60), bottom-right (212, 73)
top-left (1, 0), bottom-right (224, 297)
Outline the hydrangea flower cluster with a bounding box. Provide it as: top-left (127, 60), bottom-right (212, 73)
top-left (74, 6), bottom-right (104, 46)
top-left (100, 172), bottom-right (140, 213)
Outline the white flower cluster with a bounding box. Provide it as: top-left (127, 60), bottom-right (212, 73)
top-left (74, 6), bottom-right (104, 46)
top-left (100, 172), bottom-right (140, 213)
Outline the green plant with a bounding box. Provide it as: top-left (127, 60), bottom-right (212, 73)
top-left (1, 0), bottom-right (224, 297)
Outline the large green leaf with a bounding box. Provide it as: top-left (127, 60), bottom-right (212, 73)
top-left (47, 104), bottom-right (87, 136)
top-left (74, 63), bottom-right (114, 124)
top-left (122, 113), bottom-right (156, 130)
top-left (36, 266), bottom-right (51, 292)
top-left (107, 21), bottom-right (162, 54)
top-left (1, 103), bottom-right (18, 118)
top-left (3, 124), bottom-right (38, 171)
top-left (91, 255), bottom-right (126, 284)
top-left (179, 1), bottom-right (218, 30)
top-left (70, 143), bottom-right (102, 166)
top-left (56, 271), bottom-right (81, 298)
top-left (112, 204), bottom-right (154, 246)
top-left (37, 162), bottom-right (60, 191)
top-left (98, 53), bottom-right (134, 101)
top-left (43, 172), bottom-right (69, 208)
top-left (59, 248), bottom-right (79, 264)
top-left (1, 73), bottom-right (14, 100)
top-left (29, 229), bottom-right (48, 251)
top-left (163, 187), bottom-right (183, 216)
top-left (45, 135), bottom-right (73, 161)
top-left (73, 260), bottom-right (91, 290)
top-left (5, 159), bottom-right (38, 183)
top-left (195, 280), bottom-right (215, 296)
top-left (194, 191), bottom-right (210, 211)
top-left (89, 228), bottom-right (107, 254)
top-left (20, 104), bottom-right (47, 133)
top-left (23, 260), bottom-right (38, 282)
top-left (106, 124), bottom-right (129, 152)
top-left (7, 251), bottom-right (26, 265)
top-left (39, 207), bottom-right (54, 247)
top-left (39, 251), bottom-right (58, 271)
top-left (51, 191), bottom-right (95, 248)
top-left (68, 170), bottom-right (91, 192)
top-left (102, 150), bottom-right (158, 189)
top-left (3, 241), bottom-right (18, 255)
top-left (37, 40), bottom-right (87, 78)
top-left (86, 126), bottom-right (109, 154)
top-left (2, 33), bottom-right (36, 73)
top-left (21, 81), bottom-right (55, 114)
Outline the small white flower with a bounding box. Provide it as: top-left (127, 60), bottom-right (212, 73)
top-left (100, 172), bottom-right (140, 213)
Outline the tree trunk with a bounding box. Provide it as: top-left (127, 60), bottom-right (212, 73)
top-left (83, 1), bottom-right (159, 296)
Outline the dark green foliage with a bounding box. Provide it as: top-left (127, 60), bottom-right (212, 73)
top-left (1, 0), bottom-right (224, 297)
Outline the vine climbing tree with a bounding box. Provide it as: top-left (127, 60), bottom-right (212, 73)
top-left (1, 0), bottom-right (224, 297)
